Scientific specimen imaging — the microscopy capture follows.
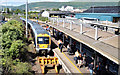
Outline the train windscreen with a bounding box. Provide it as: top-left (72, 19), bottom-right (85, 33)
top-left (37, 37), bottom-right (49, 44)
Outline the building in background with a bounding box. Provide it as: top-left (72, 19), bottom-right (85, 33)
top-left (75, 6), bottom-right (120, 23)
top-left (42, 11), bottom-right (74, 18)
top-left (59, 6), bottom-right (74, 11)
top-left (29, 10), bottom-right (40, 12)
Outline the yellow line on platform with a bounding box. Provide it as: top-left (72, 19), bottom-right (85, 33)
top-left (58, 48), bottom-right (83, 75)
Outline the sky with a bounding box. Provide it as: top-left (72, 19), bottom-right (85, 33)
top-left (0, 0), bottom-right (119, 6)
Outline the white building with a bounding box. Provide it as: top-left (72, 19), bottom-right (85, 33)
top-left (59, 6), bottom-right (74, 11)
top-left (41, 11), bottom-right (50, 17)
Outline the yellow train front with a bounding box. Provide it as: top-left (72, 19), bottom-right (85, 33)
top-left (27, 19), bottom-right (51, 55)
top-left (36, 33), bottom-right (51, 54)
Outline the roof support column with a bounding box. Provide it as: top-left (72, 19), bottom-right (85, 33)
top-left (80, 23), bottom-right (83, 34)
top-left (52, 28), bottom-right (54, 37)
top-left (95, 25), bottom-right (98, 40)
top-left (118, 65), bottom-right (120, 75)
top-left (57, 18), bottom-right (59, 26)
top-left (63, 34), bottom-right (65, 44)
top-left (70, 21), bottom-right (72, 30)
top-left (94, 51), bottom-right (97, 69)
top-left (70, 37), bottom-right (72, 46)
top-left (63, 19), bottom-right (65, 28)
top-left (80, 42), bottom-right (82, 53)
top-left (53, 19), bottom-right (54, 25)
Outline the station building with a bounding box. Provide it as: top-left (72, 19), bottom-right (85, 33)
top-left (42, 11), bottom-right (74, 18)
top-left (75, 6), bottom-right (120, 23)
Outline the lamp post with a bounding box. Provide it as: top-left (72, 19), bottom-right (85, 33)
top-left (26, 0), bottom-right (28, 38)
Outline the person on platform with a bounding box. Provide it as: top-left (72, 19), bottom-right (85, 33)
top-left (67, 44), bottom-right (70, 52)
top-left (88, 62), bottom-right (94, 75)
top-left (96, 62), bottom-right (102, 75)
top-left (77, 53), bottom-right (83, 68)
top-left (82, 53), bottom-right (87, 67)
top-left (58, 40), bottom-right (63, 52)
top-left (74, 50), bottom-right (79, 64)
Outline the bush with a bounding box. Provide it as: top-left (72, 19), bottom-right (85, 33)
top-left (11, 62), bottom-right (32, 74)
top-left (2, 19), bottom-right (32, 74)
top-left (28, 38), bottom-right (32, 41)
top-left (39, 17), bottom-right (48, 21)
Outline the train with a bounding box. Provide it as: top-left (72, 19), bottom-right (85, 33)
top-left (20, 17), bottom-right (51, 54)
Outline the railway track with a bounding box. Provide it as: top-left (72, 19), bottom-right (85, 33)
top-left (27, 27), bottom-right (65, 74)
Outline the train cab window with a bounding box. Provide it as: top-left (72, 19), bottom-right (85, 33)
top-left (37, 37), bottom-right (49, 44)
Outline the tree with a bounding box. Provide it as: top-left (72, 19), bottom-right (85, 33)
top-left (52, 8), bottom-right (59, 11)
top-left (14, 9), bottom-right (22, 14)
top-left (7, 8), bottom-right (10, 13)
top-left (9, 40), bottom-right (25, 59)
top-left (46, 9), bottom-right (50, 11)
top-left (2, 20), bottom-right (24, 49)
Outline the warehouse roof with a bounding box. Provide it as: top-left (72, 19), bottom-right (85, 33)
top-left (83, 6), bottom-right (120, 13)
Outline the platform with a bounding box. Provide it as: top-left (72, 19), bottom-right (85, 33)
top-left (52, 37), bottom-right (90, 74)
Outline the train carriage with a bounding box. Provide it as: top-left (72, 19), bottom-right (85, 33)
top-left (20, 17), bottom-right (51, 54)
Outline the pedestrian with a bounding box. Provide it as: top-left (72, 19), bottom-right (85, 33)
top-left (67, 44), bottom-right (70, 52)
top-left (77, 53), bottom-right (83, 68)
top-left (74, 50), bottom-right (79, 64)
top-left (58, 40), bottom-right (61, 48)
top-left (82, 53), bottom-right (86, 67)
top-left (81, 50), bottom-right (84, 57)
top-left (58, 40), bottom-right (63, 53)
top-left (88, 62), bottom-right (94, 75)
top-left (106, 26), bottom-right (108, 32)
top-left (96, 62), bottom-right (102, 75)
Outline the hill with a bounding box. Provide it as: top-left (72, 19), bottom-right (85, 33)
top-left (2, 2), bottom-right (119, 10)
